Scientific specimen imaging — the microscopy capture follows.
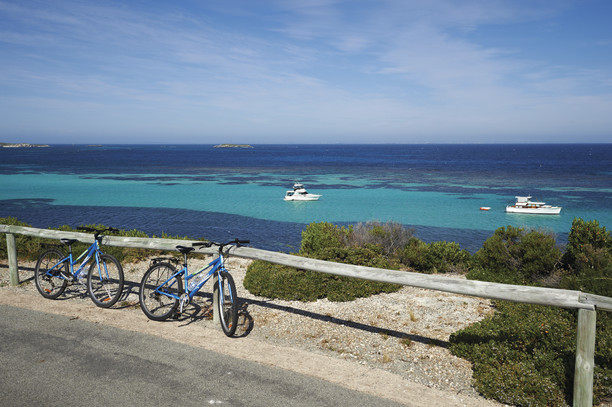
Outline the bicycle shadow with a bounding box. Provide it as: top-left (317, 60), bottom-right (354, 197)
top-left (238, 298), bottom-right (447, 348)
top-left (168, 292), bottom-right (255, 339)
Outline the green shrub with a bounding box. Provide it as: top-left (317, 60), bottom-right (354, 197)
top-left (454, 220), bottom-right (612, 405)
top-left (299, 222), bottom-right (349, 256)
top-left (563, 218), bottom-right (611, 270)
top-left (244, 257), bottom-right (400, 302)
top-left (468, 226), bottom-right (561, 285)
top-left (396, 238), bottom-right (471, 274)
top-left (315, 244), bottom-right (395, 269)
top-left (450, 302), bottom-right (576, 406)
top-left (424, 240), bottom-right (471, 273)
top-left (558, 219), bottom-right (612, 404)
top-left (561, 218), bottom-right (612, 298)
top-left (348, 221), bottom-right (414, 258)
top-left (396, 237), bottom-right (430, 271)
top-left (245, 222), bottom-right (402, 302)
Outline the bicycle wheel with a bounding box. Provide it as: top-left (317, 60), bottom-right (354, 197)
top-left (139, 262), bottom-right (183, 321)
top-left (34, 248), bottom-right (69, 299)
top-left (217, 271), bottom-right (238, 336)
top-left (87, 254), bottom-right (124, 308)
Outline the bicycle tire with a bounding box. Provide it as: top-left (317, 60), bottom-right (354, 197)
top-left (87, 254), bottom-right (124, 308)
top-left (217, 271), bottom-right (238, 336)
top-left (34, 248), bottom-right (69, 299)
top-left (139, 262), bottom-right (183, 321)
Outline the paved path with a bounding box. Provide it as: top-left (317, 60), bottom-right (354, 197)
top-left (0, 304), bottom-right (406, 407)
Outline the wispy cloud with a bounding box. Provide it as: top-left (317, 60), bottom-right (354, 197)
top-left (0, 0), bottom-right (610, 143)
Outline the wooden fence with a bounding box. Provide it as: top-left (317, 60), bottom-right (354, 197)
top-left (2, 224), bottom-right (612, 407)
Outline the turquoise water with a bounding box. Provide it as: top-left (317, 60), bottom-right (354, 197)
top-left (1, 172), bottom-right (601, 234)
top-left (1, 144), bottom-right (610, 252)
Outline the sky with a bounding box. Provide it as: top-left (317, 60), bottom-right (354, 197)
top-left (1, 0), bottom-right (611, 144)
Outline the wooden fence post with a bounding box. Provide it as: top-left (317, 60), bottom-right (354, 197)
top-left (6, 233), bottom-right (19, 286)
top-left (574, 308), bottom-right (596, 407)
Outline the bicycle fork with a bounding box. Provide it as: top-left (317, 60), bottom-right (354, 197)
top-left (179, 252), bottom-right (190, 314)
top-left (92, 252), bottom-right (116, 302)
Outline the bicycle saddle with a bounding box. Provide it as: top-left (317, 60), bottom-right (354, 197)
top-left (60, 239), bottom-right (78, 246)
top-left (176, 245), bottom-right (195, 254)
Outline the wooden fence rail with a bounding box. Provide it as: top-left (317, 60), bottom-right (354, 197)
top-left (2, 224), bottom-right (611, 407)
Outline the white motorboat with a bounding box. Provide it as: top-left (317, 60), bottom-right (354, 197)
top-left (505, 196), bottom-right (561, 215)
top-left (283, 183), bottom-right (321, 201)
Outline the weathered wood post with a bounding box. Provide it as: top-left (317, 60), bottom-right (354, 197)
top-left (6, 233), bottom-right (19, 286)
top-left (573, 308), bottom-right (596, 407)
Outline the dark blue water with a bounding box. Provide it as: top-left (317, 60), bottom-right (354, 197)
top-left (1, 144), bottom-right (611, 253)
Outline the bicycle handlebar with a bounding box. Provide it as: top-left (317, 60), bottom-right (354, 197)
top-left (192, 238), bottom-right (250, 250)
top-left (77, 226), bottom-right (119, 237)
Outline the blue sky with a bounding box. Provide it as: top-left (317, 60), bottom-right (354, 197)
top-left (1, 0), bottom-right (611, 144)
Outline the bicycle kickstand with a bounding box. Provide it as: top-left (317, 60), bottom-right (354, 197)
top-left (178, 294), bottom-right (189, 315)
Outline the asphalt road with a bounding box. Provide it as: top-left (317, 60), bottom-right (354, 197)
top-left (0, 304), bottom-right (407, 407)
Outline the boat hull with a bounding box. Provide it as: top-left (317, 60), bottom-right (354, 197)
top-left (505, 206), bottom-right (561, 215)
top-left (284, 195), bottom-right (321, 201)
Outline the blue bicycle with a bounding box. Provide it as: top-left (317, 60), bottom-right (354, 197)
top-left (34, 227), bottom-right (125, 308)
top-left (139, 239), bottom-right (249, 336)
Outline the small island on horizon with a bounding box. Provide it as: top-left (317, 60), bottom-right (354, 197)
top-left (1, 142), bottom-right (49, 148)
top-left (214, 144), bottom-right (254, 148)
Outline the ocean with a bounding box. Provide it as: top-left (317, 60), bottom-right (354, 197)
top-left (1, 144), bottom-right (611, 253)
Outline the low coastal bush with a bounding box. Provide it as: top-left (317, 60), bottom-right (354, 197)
top-left (561, 218), bottom-right (612, 298)
top-left (451, 220), bottom-right (612, 406)
top-left (244, 259), bottom-right (400, 302)
top-left (467, 225), bottom-right (561, 285)
top-left (245, 222), bottom-right (403, 302)
top-left (245, 221), bottom-right (475, 302)
top-left (397, 238), bottom-right (471, 274)
top-left (347, 221), bottom-right (414, 258)
top-left (450, 301), bottom-right (575, 406)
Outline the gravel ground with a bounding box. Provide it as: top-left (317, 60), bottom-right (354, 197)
top-left (1, 255), bottom-right (503, 405)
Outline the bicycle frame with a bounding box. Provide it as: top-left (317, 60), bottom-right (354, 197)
top-left (155, 254), bottom-right (227, 301)
top-left (43, 239), bottom-right (103, 281)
